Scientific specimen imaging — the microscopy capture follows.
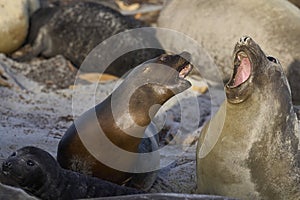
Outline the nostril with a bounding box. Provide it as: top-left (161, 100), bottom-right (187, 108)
top-left (3, 161), bottom-right (12, 169)
top-left (240, 36), bottom-right (249, 44)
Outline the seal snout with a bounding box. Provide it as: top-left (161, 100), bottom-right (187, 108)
top-left (239, 36), bottom-right (250, 45)
top-left (2, 161), bottom-right (12, 175)
top-left (179, 51), bottom-right (191, 62)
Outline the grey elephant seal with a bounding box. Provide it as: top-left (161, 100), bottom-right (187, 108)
top-left (14, 2), bottom-right (164, 77)
top-left (57, 52), bottom-right (193, 190)
top-left (0, 146), bottom-right (143, 200)
top-left (158, 0), bottom-right (300, 104)
top-left (196, 36), bottom-right (300, 199)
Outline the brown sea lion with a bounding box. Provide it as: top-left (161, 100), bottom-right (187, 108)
top-left (196, 36), bottom-right (300, 199)
top-left (57, 52), bottom-right (193, 190)
top-left (0, 146), bottom-right (143, 200)
top-left (158, 0), bottom-right (300, 104)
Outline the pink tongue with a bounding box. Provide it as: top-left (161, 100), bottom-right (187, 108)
top-left (234, 57), bottom-right (251, 86)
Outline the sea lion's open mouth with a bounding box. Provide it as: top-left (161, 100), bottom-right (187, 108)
top-left (228, 51), bottom-right (252, 87)
top-left (178, 62), bottom-right (193, 79)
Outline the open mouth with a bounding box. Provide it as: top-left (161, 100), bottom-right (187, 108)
top-left (178, 62), bottom-right (193, 79)
top-left (229, 51), bottom-right (252, 87)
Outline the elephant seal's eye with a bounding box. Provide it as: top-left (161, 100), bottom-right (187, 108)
top-left (27, 160), bottom-right (35, 166)
top-left (267, 56), bottom-right (279, 64)
top-left (10, 152), bottom-right (17, 157)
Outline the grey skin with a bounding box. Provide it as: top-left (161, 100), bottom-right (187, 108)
top-left (0, 146), bottom-right (143, 200)
top-left (196, 36), bottom-right (300, 199)
top-left (57, 52), bottom-right (193, 190)
top-left (13, 2), bottom-right (165, 77)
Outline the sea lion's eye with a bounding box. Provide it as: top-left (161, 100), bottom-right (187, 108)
top-left (159, 55), bottom-right (168, 62)
top-left (267, 56), bottom-right (278, 64)
top-left (27, 160), bottom-right (35, 166)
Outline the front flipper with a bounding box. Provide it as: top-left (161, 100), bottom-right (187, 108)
top-left (126, 122), bottom-right (159, 191)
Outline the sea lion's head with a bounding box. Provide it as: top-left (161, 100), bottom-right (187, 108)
top-left (120, 51), bottom-right (193, 104)
top-left (225, 36), bottom-right (287, 104)
top-left (115, 51), bottom-right (193, 126)
top-left (0, 146), bottom-right (59, 194)
top-left (137, 51), bottom-right (194, 95)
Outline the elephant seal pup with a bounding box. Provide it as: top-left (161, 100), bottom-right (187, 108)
top-left (0, 146), bottom-right (143, 200)
top-left (13, 2), bottom-right (164, 77)
top-left (57, 52), bottom-right (193, 190)
top-left (196, 36), bottom-right (300, 199)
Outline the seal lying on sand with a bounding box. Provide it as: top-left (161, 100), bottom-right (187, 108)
top-left (0, 146), bottom-right (143, 200)
top-left (196, 36), bottom-right (300, 199)
top-left (57, 52), bottom-right (193, 190)
top-left (13, 2), bottom-right (164, 77)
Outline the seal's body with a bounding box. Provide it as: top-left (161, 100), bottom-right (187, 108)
top-left (196, 37), bottom-right (300, 199)
top-left (158, 0), bottom-right (300, 103)
top-left (0, 0), bottom-right (40, 53)
top-left (15, 2), bottom-right (164, 77)
top-left (0, 146), bottom-right (143, 200)
top-left (57, 52), bottom-right (193, 190)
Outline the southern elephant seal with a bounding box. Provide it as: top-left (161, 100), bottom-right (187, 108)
top-left (196, 36), bottom-right (300, 199)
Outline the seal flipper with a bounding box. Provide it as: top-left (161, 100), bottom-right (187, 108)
top-left (126, 122), bottom-right (159, 190)
top-left (12, 28), bottom-right (49, 62)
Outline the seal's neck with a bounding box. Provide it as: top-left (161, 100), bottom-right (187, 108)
top-left (94, 84), bottom-right (174, 152)
top-left (31, 169), bottom-right (62, 199)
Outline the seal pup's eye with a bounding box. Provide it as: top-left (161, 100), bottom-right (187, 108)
top-left (267, 56), bottom-right (279, 64)
top-left (26, 160), bottom-right (35, 166)
top-left (10, 152), bottom-right (17, 157)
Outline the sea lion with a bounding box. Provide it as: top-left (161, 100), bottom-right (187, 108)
top-left (13, 2), bottom-right (165, 77)
top-left (157, 0), bottom-right (300, 104)
top-left (196, 36), bottom-right (300, 199)
top-left (57, 52), bottom-right (193, 190)
top-left (0, 146), bottom-right (143, 200)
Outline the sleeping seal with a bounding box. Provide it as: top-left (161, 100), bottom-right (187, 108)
top-left (13, 2), bottom-right (164, 77)
top-left (0, 146), bottom-right (143, 200)
top-left (57, 52), bottom-right (193, 190)
top-left (196, 36), bottom-right (300, 199)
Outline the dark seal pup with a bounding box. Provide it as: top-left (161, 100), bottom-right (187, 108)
top-left (0, 146), bottom-right (143, 200)
top-left (57, 52), bottom-right (193, 190)
top-left (196, 36), bottom-right (300, 199)
top-left (14, 2), bottom-right (164, 77)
